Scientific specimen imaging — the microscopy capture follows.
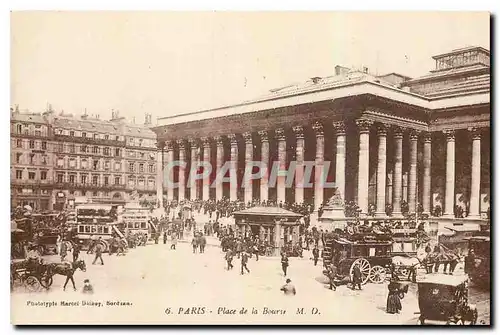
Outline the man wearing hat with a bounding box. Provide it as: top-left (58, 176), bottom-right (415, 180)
top-left (82, 279), bottom-right (94, 294)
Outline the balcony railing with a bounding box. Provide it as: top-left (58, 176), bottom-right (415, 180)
top-left (11, 180), bottom-right (53, 188)
top-left (54, 134), bottom-right (126, 147)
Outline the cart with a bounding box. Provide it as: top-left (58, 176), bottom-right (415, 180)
top-left (322, 231), bottom-right (393, 285)
top-left (416, 275), bottom-right (478, 325)
top-left (10, 259), bottom-right (54, 292)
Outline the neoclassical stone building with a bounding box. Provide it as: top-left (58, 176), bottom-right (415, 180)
top-left (152, 46), bottom-right (490, 221)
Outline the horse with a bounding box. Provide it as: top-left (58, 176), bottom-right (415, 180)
top-left (47, 260), bottom-right (86, 291)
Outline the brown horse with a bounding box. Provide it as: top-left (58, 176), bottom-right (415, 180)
top-left (47, 260), bottom-right (86, 291)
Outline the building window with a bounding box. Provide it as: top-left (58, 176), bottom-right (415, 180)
top-left (16, 170), bottom-right (22, 179)
top-left (69, 175), bottom-right (75, 184)
top-left (138, 178), bottom-right (145, 187)
top-left (81, 175), bottom-right (87, 184)
top-left (114, 162), bottom-right (121, 171)
top-left (139, 163), bottom-right (144, 173)
top-left (16, 139), bottom-right (22, 148)
top-left (115, 148), bottom-right (121, 156)
top-left (41, 155), bottom-right (47, 165)
top-left (35, 130), bottom-right (41, 137)
top-left (29, 154), bottom-right (35, 165)
top-left (105, 135), bottom-right (109, 140)
top-left (93, 146), bottom-right (99, 154)
top-left (81, 145), bottom-right (87, 153)
top-left (104, 191), bottom-right (110, 197)
top-left (29, 140), bottom-right (34, 149)
top-left (57, 158), bottom-right (65, 168)
top-left (16, 153), bottom-right (22, 164)
top-left (82, 132), bottom-right (87, 138)
top-left (129, 162), bottom-right (135, 172)
top-left (128, 176), bottom-right (136, 187)
top-left (148, 164), bottom-right (154, 173)
top-left (93, 160), bottom-right (99, 170)
top-left (16, 125), bottom-right (22, 134)
top-left (92, 175), bottom-right (98, 185)
top-left (129, 138), bottom-right (134, 146)
top-left (104, 161), bottom-right (110, 171)
top-left (104, 147), bottom-right (110, 156)
top-left (114, 176), bottom-right (120, 185)
top-left (70, 131), bottom-right (75, 137)
top-left (57, 174), bottom-right (64, 183)
top-left (148, 177), bottom-right (155, 188)
top-left (28, 172), bottom-right (35, 180)
top-left (139, 139), bottom-right (143, 147)
top-left (92, 191), bottom-right (98, 197)
top-left (41, 171), bottom-right (47, 180)
top-left (41, 141), bottom-right (47, 150)
top-left (115, 136), bottom-right (120, 141)
top-left (93, 134), bottom-right (98, 140)
top-left (81, 159), bottom-right (88, 169)
top-left (104, 176), bottom-right (109, 185)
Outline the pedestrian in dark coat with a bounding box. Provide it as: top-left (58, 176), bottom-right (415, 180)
top-left (241, 252), bottom-right (250, 275)
top-left (72, 243), bottom-right (80, 263)
top-left (386, 281), bottom-right (402, 314)
top-left (312, 246), bottom-right (319, 266)
top-left (163, 232), bottom-right (167, 244)
top-left (225, 249), bottom-right (234, 270)
top-left (351, 264), bottom-right (362, 290)
top-left (281, 253), bottom-right (289, 276)
top-left (92, 241), bottom-right (104, 265)
top-left (328, 264), bottom-right (338, 291)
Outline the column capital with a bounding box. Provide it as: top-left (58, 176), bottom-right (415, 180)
top-left (312, 121), bottom-right (324, 136)
top-left (422, 132), bottom-right (432, 143)
top-left (200, 137), bottom-right (211, 148)
top-left (214, 135), bottom-right (224, 146)
top-left (176, 139), bottom-right (186, 150)
top-left (332, 121), bottom-right (346, 135)
top-left (258, 130), bottom-right (269, 142)
top-left (292, 125), bottom-right (304, 139)
top-left (443, 129), bottom-right (456, 141)
top-left (376, 124), bottom-right (388, 136)
top-left (243, 131), bottom-right (253, 144)
top-left (392, 126), bottom-right (405, 138)
top-left (165, 140), bottom-right (174, 150)
top-left (188, 138), bottom-right (200, 148)
top-left (355, 118), bottom-right (374, 133)
top-left (275, 128), bottom-right (286, 141)
top-left (409, 129), bottom-right (420, 141)
top-left (468, 127), bottom-right (482, 140)
top-left (227, 133), bottom-right (238, 145)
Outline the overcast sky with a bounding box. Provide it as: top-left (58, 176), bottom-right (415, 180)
top-left (11, 11), bottom-right (490, 123)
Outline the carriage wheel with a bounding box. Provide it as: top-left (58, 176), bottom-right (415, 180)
top-left (368, 265), bottom-right (387, 284)
top-left (40, 275), bottom-right (53, 289)
top-left (350, 258), bottom-right (371, 285)
top-left (99, 240), bottom-right (109, 253)
top-left (24, 275), bottom-right (42, 292)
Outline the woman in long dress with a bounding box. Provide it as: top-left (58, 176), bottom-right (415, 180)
top-left (386, 281), bottom-right (402, 314)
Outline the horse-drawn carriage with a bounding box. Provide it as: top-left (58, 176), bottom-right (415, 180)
top-left (322, 231), bottom-right (393, 285)
top-left (10, 258), bottom-right (53, 292)
top-left (464, 230), bottom-right (490, 287)
top-left (416, 275), bottom-right (478, 325)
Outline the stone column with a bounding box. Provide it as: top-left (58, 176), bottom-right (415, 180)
top-left (243, 131), bottom-right (254, 204)
top-left (356, 119), bottom-right (373, 215)
top-left (166, 140), bottom-right (175, 202)
top-left (422, 132), bottom-right (432, 215)
top-left (469, 128), bottom-right (482, 219)
top-left (258, 130), bottom-right (269, 202)
top-left (215, 136), bottom-right (224, 201)
top-left (228, 134), bottom-right (238, 201)
top-left (408, 130), bottom-right (419, 213)
top-left (333, 121), bottom-right (346, 201)
top-left (201, 137), bottom-right (211, 201)
top-left (293, 125), bottom-right (305, 204)
top-left (156, 141), bottom-right (165, 209)
top-left (276, 128), bottom-right (287, 204)
top-left (313, 121), bottom-right (324, 210)
top-left (189, 139), bottom-right (199, 200)
top-left (443, 130), bottom-right (456, 217)
top-left (375, 124), bottom-right (387, 217)
top-left (392, 127), bottom-right (404, 216)
top-left (177, 140), bottom-right (186, 201)
top-left (274, 220), bottom-right (281, 254)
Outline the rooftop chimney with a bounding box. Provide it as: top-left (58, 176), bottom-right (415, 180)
top-left (311, 77), bottom-right (322, 84)
top-left (334, 65), bottom-right (350, 76)
top-left (144, 113), bottom-right (152, 126)
top-left (362, 66), bottom-right (369, 74)
top-left (110, 109), bottom-right (125, 123)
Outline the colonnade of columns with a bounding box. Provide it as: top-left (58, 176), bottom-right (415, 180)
top-left (157, 119), bottom-right (486, 218)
